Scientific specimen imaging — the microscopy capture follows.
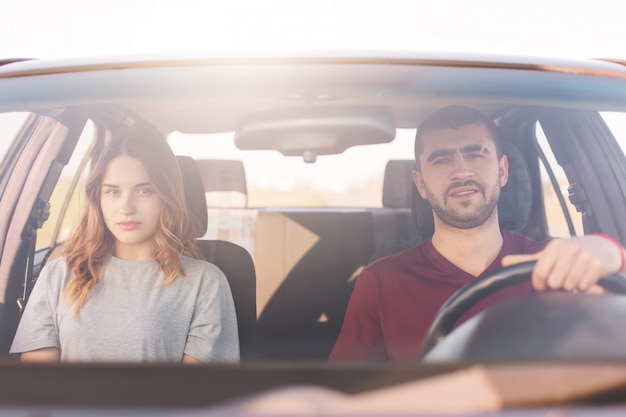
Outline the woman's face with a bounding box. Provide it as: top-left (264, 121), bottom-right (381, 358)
top-left (100, 155), bottom-right (164, 260)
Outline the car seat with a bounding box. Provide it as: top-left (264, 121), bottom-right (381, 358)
top-left (193, 159), bottom-right (257, 261)
top-left (176, 156), bottom-right (258, 360)
top-left (195, 159), bottom-right (248, 207)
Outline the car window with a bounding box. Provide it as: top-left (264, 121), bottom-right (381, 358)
top-left (535, 122), bottom-right (584, 238)
top-left (36, 120), bottom-right (95, 251)
top-left (168, 129), bottom-right (416, 208)
top-left (602, 112), bottom-right (626, 152)
top-left (0, 112), bottom-right (30, 166)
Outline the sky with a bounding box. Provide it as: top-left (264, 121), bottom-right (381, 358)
top-left (2, 0), bottom-right (626, 60)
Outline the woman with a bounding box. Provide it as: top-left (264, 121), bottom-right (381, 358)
top-left (10, 124), bottom-right (240, 363)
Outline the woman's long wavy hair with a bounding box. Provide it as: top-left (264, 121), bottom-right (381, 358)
top-left (63, 124), bottom-right (199, 316)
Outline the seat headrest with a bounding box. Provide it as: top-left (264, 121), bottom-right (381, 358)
top-left (382, 160), bottom-right (416, 208)
top-left (411, 141), bottom-right (533, 240)
top-left (195, 159), bottom-right (247, 194)
top-left (195, 159), bottom-right (248, 208)
top-left (176, 155), bottom-right (208, 238)
top-left (497, 142), bottom-right (533, 230)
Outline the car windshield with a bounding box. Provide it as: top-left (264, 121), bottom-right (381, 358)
top-left (2, 55), bottom-right (626, 413)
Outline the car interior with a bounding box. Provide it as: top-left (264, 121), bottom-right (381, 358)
top-left (5, 53), bottom-right (626, 416)
top-left (1, 62), bottom-right (626, 367)
top-left (3, 115), bottom-right (599, 354)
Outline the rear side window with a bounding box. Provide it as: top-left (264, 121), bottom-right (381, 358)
top-left (0, 112), bottom-right (30, 167)
top-left (36, 120), bottom-right (96, 251)
top-left (168, 129), bottom-right (416, 208)
top-left (602, 112), bottom-right (626, 155)
top-left (535, 122), bottom-right (584, 238)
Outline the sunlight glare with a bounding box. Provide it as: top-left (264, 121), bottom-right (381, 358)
top-left (3, 0), bottom-right (626, 60)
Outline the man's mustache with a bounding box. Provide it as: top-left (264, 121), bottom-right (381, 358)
top-left (445, 180), bottom-right (485, 197)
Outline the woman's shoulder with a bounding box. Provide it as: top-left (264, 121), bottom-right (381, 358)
top-left (180, 256), bottom-right (225, 278)
top-left (179, 256), bottom-right (232, 295)
top-left (42, 255), bottom-right (70, 274)
top-left (37, 255), bottom-right (72, 289)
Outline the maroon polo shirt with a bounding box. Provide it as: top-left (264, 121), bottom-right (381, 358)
top-left (329, 230), bottom-right (551, 361)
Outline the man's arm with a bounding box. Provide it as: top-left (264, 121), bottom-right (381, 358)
top-left (502, 234), bottom-right (625, 292)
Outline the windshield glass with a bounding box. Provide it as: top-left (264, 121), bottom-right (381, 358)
top-left (4, 59), bottom-right (626, 415)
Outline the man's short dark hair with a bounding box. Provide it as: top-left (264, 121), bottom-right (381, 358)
top-left (414, 105), bottom-right (502, 170)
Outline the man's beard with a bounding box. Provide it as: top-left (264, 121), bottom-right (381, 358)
top-left (424, 179), bottom-right (500, 229)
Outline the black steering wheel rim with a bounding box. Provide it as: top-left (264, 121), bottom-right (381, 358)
top-left (419, 261), bottom-right (626, 359)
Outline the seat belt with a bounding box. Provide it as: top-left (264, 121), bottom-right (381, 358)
top-left (17, 198), bottom-right (50, 313)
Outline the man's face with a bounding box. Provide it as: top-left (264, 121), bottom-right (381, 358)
top-left (412, 123), bottom-right (508, 229)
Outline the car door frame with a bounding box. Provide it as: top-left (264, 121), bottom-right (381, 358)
top-left (0, 108), bottom-right (88, 354)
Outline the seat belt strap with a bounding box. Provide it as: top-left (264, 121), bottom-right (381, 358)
top-left (17, 199), bottom-right (50, 313)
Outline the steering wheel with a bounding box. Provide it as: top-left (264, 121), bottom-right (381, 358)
top-left (419, 261), bottom-right (626, 359)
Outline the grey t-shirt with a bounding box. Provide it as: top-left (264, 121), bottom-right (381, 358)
top-left (10, 255), bottom-right (240, 363)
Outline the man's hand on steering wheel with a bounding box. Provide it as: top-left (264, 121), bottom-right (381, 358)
top-left (501, 234), bottom-right (626, 293)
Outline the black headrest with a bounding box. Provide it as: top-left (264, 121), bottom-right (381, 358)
top-left (194, 159), bottom-right (248, 208)
top-left (382, 160), bottom-right (416, 208)
top-left (176, 155), bottom-right (208, 238)
top-left (195, 159), bottom-right (247, 194)
top-left (497, 142), bottom-right (533, 230)
top-left (410, 142), bottom-right (533, 240)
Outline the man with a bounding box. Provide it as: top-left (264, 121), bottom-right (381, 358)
top-left (329, 105), bottom-right (625, 361)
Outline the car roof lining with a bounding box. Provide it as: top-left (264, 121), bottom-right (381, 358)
top-left (3, 63), bottom-right (626, 133)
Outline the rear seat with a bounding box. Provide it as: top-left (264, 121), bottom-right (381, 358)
top-left (193, 158), bottom-right (418, 360)
top-left (254, 160), bottom-right (419, 360)
top-left (254, 208), bottom-right (376, 360)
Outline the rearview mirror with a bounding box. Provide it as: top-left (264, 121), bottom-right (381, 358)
top-left (234, 106), bottom-right (396, 162)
